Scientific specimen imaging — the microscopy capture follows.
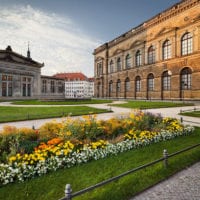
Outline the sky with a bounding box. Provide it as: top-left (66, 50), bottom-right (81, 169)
top-left (0, 0), bottom-right (180, 77)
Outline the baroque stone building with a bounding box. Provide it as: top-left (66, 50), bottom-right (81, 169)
top-left (94, 0), bottom-right (200, 100)
top-left (0, 46), bottom-right (65, 100)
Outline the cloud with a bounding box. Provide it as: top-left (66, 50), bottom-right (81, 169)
top-left (0, 5), bottom-right (101, 77)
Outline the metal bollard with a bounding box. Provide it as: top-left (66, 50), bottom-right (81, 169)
top-left (163, 149), bottom-right (168, 168)
top-left (65, 184), bottom-right (72, 200)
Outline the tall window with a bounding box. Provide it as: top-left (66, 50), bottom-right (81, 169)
top-left (117, 57), bottom-right (121, 71)
top-left (163, 40), bottom-right (171, 60)
top-left (50, 80), bottom-right (55, 93)
top-left (125, 54), bottom-right (131, 69)
top-left (116, 79), bottom-right (121, 93)
top-left (22, 77), bottom-right (31, 97)
top-left (109, 60), bottom-right (114, 73)
top-left (181, 32), bottom-right (193, 56)
top-left (125, 78), bottom-right (130, 91)
top-left (147, 73), bottom-right (154, 91)
top-left (135, 50), bottom-right (142, 67)
top-left (97, 62), bottom-right (103, 76)
top-left (42, 80), bottom-right (47, 93)
top-left (135, 76), bottom-right (141, 92)
top-left (2, 74), bottom-right (13, 97)
top-left (162, 71), bottom-right (171, 90)
top-left (148, 46), bottom-right (155, 64)
top-left (58, 81), bottom-right (64, 93)
top-left (181, 68), bottom-right (191, 89)
top-left (109, 80), bottom-right (113, 96)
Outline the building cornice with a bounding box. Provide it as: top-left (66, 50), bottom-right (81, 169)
top-left (93, 0), bottom-right (200, 55)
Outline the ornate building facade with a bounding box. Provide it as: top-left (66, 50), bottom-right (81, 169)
top-left (94, 0), bottom-right (200, 100)
top-left (0, 46), bottom-right (65, 100)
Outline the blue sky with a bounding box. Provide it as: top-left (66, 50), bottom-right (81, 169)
top-left (0, 0), bottom-right (180, 76)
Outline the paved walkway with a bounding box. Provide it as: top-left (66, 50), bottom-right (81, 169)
top-left (131, 161), bottom-right (200, 200)
top-left (0, 101), bottom-right (200, 130)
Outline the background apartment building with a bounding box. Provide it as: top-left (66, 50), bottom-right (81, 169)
top-left (53, 72), bottom-right (94, 98)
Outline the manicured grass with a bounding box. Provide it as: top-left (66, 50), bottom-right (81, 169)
top-left (180, 111), bottom-right (200, 118)
top-left (112, 101), bottom-right (193, 109)
top-left (11, 99), bottom-right (112, 105)
top-left (0, 128), bottom-right (199, 200)
top-left (0, 106), bottom-right (110, 123)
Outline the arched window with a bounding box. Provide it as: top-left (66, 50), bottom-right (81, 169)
top-left (125, 54), bottom-right (131, 69)
top-left (135, 50), bottom-right (142, 67)
top-left (109, 60), bottom-right (114, 73)
top-left (181, 68), bottom-right (192, 89)
top-left (117, 57), bottom-right (121, 71)
top-left (147, 73), bottom-right (154, 91)
top-left (125, 77), bottom-right (130, 91)
top-left (148, 46), bottom-right (155, 64)
top-left (163, 40), bottom-right (171, 60)
top-left (116, 79), bottom-right (121, 93)
top-left (162, 71), bottom-right (171, 90)
top-left (181, 32), bottom-right (193, 55)
top-left (135, 76), bottom-right (141, 92)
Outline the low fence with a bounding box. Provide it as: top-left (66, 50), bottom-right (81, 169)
top-left (59, 143), bottom-right (200, 200)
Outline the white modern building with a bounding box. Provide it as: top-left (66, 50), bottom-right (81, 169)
top-left (53, 73), bottom-right (94, 98)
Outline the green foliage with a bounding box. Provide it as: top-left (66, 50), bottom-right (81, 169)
top-left (11, 99), bottom-right (113, 105)
top-left (113, 100), bottom-right (193, 109)
top-left (0, 106), bottom-right (109, 123)
top-left (0, 128), bottom-right (199, 200)
top-left (180, 111), bottom-right (200, 118)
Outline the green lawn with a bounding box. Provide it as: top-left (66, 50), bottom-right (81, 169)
top-left (112, 101), bottom-right (193, 109)
top-left (11, 99), bottom-right (112, 105)
top-left (0, 106), bottom-right (110, 123)
top-left (180, 111), bottom-right (200, 118)
top-left (0, 128), bottom-right (199, 200)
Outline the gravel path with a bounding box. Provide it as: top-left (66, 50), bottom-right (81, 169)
top-left (131, 162), bottom-right (200, 200)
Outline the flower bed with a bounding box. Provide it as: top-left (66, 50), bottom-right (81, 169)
top-left (0, 111), bottom-right (194, 186)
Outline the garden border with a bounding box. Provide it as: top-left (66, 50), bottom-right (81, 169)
top-left (59, 143), bottom-right (200, 200)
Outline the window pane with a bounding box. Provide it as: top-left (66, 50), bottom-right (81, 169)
top-left (117, 58), bottom-right (121, 71)
top-left (163, 40), bottom-right (171, 60)
top-left (148, 74), bottom-right (154, 91)
top-left (2, 82), bottom-right (7, 96)
top-left (136, 77), bottom-right (141, 92)
top-left (148, 46), bottom-right (155, 64)
top-left (136, 51), bottom-right (142, 66)
top-left (126, 54), bottom-right (131, 68)
top-left (181, 33), bottom-right (193, 55)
